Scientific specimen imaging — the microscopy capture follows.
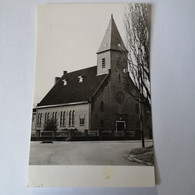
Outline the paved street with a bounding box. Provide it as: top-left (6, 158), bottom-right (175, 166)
top-left (29, 140), bottom-right (153, 165)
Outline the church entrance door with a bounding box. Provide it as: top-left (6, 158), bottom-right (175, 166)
top-left (116, 121), bottom-right (126, 136)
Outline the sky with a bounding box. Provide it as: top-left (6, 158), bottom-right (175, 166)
top-left (34, 3), bottom-right (128, 106)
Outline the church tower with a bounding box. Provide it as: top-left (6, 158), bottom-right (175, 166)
top-left (96, 15), bottom-right (128, 76)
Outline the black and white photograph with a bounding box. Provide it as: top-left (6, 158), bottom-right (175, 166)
top-left (2, 0), bottom-right (195, 194)
top-left (28, 3), bottom-right (155, 187)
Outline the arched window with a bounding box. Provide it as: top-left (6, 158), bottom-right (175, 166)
top-left (69, 111), bottom-right (72, 126)
top-left (72, 111), bottom-right (75, 126)
top-left (100, 101), bottom-right (104, 111)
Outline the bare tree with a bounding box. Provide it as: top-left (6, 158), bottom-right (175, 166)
top-left (44, 118), bottom-right (58, 140)
top-left (123, 4), bottom-right (151, 147)
top-left (124, 3), bottom-right (151, 109)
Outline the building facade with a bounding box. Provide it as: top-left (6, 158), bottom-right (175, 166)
top-left (31, 16), bottom-right (152, 139)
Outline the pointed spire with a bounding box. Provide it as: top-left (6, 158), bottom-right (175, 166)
top-left (97, 15), bottom-right (127, 54)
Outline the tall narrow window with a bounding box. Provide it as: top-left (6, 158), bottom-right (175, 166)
top-left (55, 112), bottom-right (57, 122)
top-left (45, 113), bottom-right (47, 124)
top-left (72, 111), bottom-right (75, 126)
top-left (60, 111), bottom-right (63, 126)
top-left (102, 58), bottom-right (105, 68)
top-left (47, 113), bottom-right (49, 124)
top-left (100, 101), bottom-right (104, 111)
top-left (40, 113), bottom-right (42, 127)
top-left (63, 111), bottom-right (66, 126)
top-left (118, 74), bottom-right (121, 82)
top-left (69, 111), bottom-right (72, 126)
top-left (52, 112), bottom-right (55, 120)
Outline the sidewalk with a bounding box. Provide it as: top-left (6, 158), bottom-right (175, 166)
top-left (124, 145), bottom-right (154, 166)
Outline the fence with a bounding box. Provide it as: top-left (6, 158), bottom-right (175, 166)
top-left (31, 129), bottom-right (141, 141)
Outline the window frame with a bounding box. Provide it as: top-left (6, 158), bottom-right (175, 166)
top-left (72, 111), bottom-right (75, 126)
top-left (62, 111), bottom-right (66, 126)
top-left (69, 111), bottom-right (72, 127)
top-left (100, 101), bottom-right (104, 111)
top-left (80, 118), bottom-right (85, 126)
top-left (102, 58), bottom-right (105, 68)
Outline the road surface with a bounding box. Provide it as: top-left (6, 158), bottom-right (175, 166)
top-left (29, 140), bottom-right (153, 165)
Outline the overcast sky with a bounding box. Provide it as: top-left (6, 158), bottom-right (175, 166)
top-left (34, 3), bottom-right (128, 106)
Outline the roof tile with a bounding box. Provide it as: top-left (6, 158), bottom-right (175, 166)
top-left (38, 66), bottom-right (107, 106)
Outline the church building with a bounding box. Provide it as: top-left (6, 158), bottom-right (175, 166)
top-left (32, 15), bottom-right (152, 140)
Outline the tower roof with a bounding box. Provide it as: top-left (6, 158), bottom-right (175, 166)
top-left (97, 15), bottom-right (127, 54)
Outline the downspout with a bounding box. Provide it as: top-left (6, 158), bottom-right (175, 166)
top-left (88, 98), bottom-right (92, 131)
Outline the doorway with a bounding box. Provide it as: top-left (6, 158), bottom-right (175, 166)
top-left (116, 121), bottom-right (126, 132)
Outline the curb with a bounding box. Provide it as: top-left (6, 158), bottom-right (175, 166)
top-left (124, 152), bottom-right (153, 166)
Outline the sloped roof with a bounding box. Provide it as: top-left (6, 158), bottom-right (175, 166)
top-left (37, 66), bottom-right (107, 107)
top-left (97, 15), bottom-right (127, 54)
